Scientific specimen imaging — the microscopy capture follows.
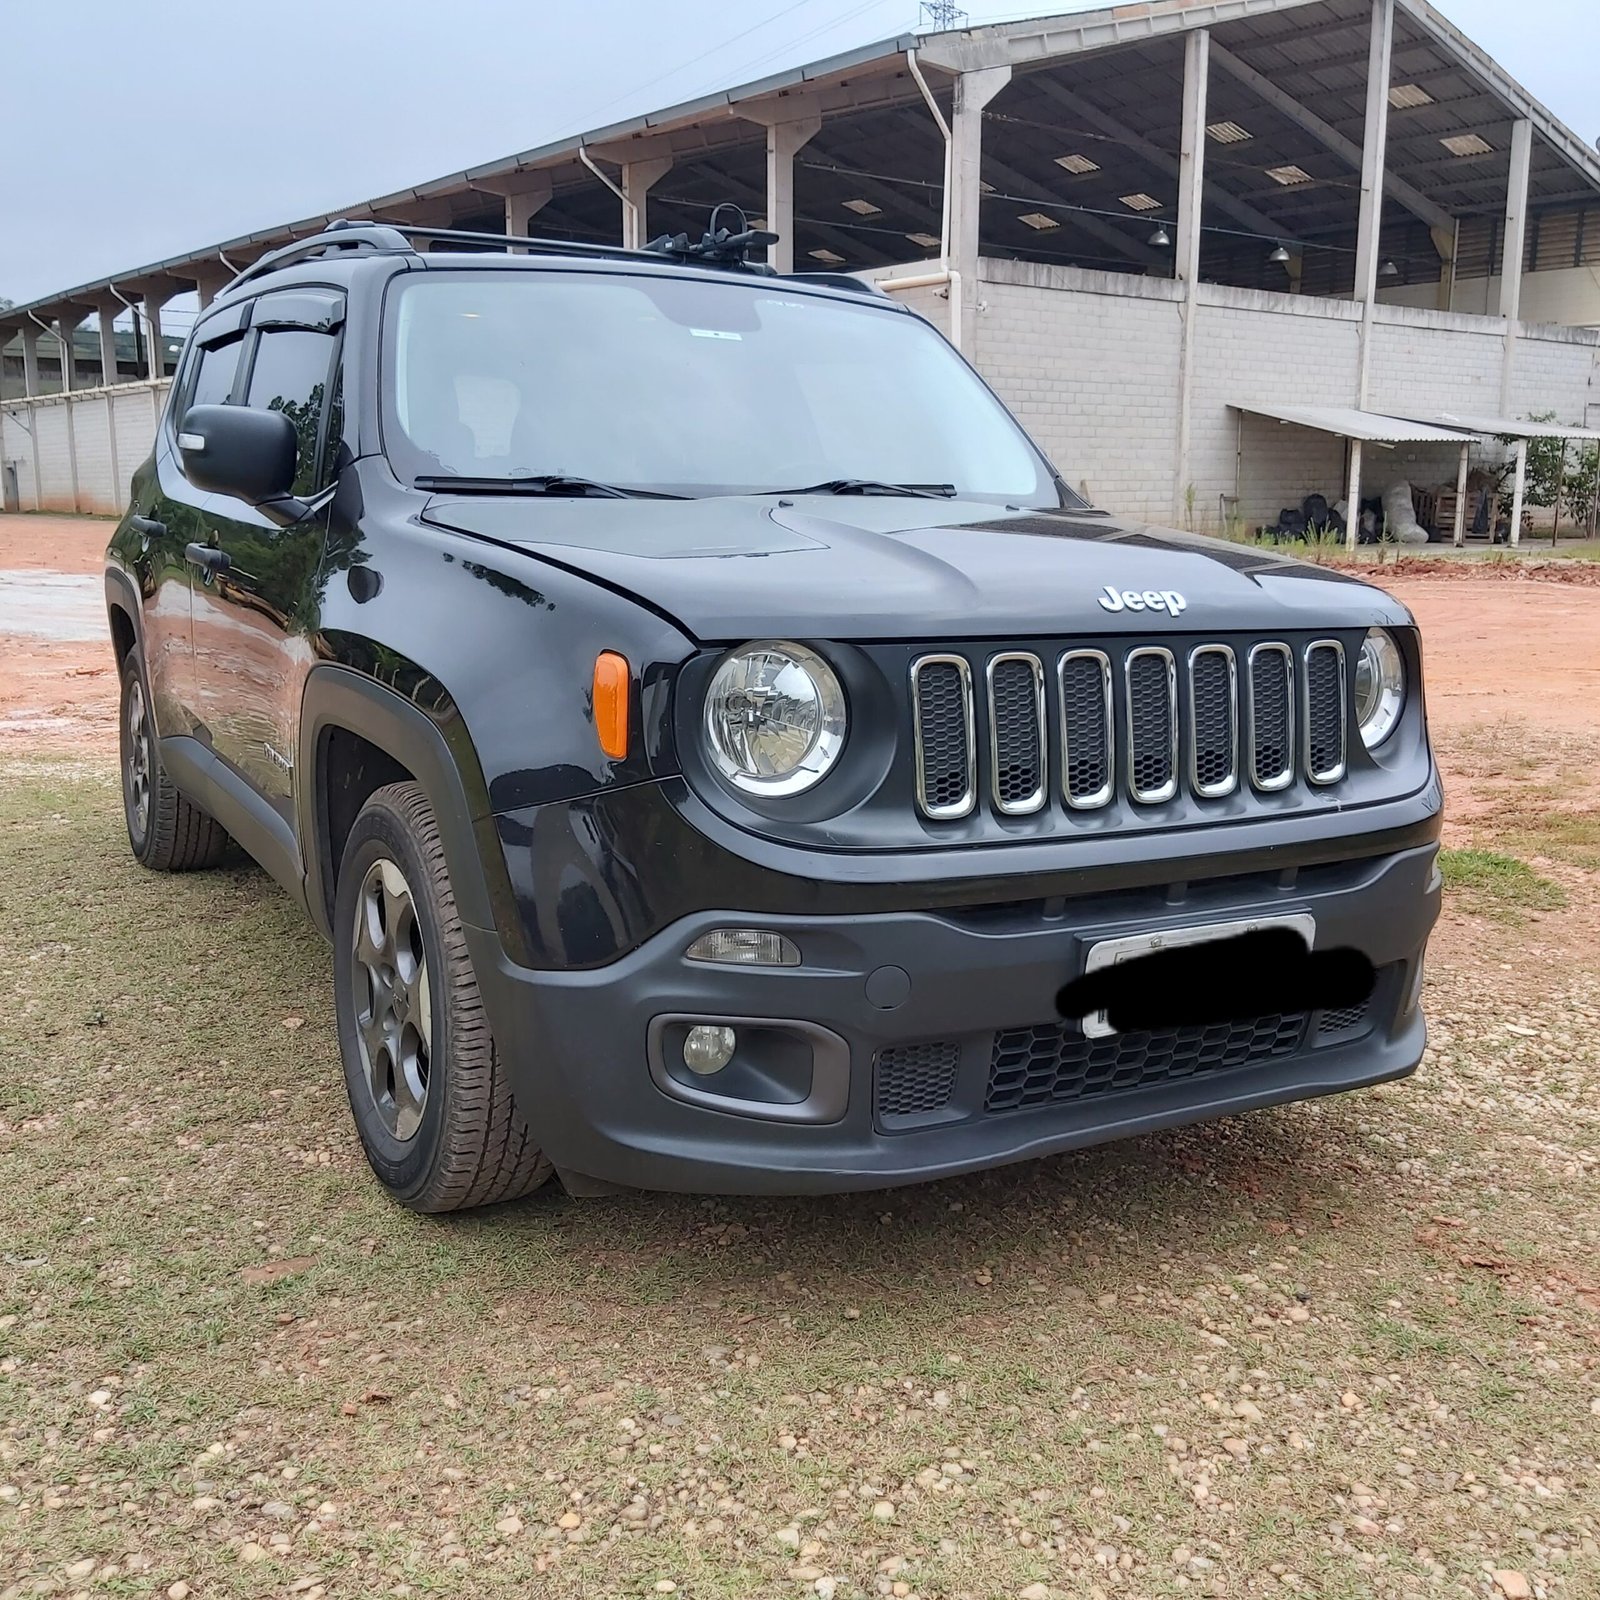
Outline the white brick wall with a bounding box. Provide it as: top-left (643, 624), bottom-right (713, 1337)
top-left (890, 260), bottom-right (1600, 530)
top-left (1, 379), bottom-right (168, 514)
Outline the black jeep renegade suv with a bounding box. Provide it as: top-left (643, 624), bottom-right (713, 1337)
top-left (105, 218), bottom-right (1442, 1208)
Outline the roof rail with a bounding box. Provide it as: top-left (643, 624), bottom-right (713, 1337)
top-left (372, 221), bottom-right (659, 264)
top-left (227, 223), bottom-right (414, 289)
top-left (784, 271), bottom-right (887, 297)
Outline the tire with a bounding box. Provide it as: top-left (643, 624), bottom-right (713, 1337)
top-left (333, 781), bottom-right (553, 1212)
top-left (119, 652), bottom-right (229, 871)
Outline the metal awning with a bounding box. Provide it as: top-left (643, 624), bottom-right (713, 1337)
top-left (1398, 412), bottom-right (1600, 443)
top-left (1231, 402), bottom-right (1475, 444)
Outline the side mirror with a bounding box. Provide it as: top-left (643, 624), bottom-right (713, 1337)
top-left (178, 405), bottom-right (304, 522)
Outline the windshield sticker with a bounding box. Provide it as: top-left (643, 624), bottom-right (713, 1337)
top-left (689, 328), bottom-right (743, 340)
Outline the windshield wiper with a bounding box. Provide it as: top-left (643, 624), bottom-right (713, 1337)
top-left (767, 478), bottom-right (957, 499)
top-left (414, 474), bottom-right (686, 500)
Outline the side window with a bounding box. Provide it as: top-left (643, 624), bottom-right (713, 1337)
top-left (241, 329), bottom-right (338, 497)
top-left (188, 335), bottom-right (245, 411)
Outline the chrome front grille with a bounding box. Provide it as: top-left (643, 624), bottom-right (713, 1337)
top-left (911, 636), bottom-right (1351, 821)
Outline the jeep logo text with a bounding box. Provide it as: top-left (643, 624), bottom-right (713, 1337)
top-left (1097, 584), bottom-right (1187, 617)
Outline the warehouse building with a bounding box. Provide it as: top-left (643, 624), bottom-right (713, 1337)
top-left (4, 0), bottom-right (1599, 536)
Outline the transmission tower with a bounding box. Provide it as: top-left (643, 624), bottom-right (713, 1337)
top-left (920, 0), bottom-right (969, 29)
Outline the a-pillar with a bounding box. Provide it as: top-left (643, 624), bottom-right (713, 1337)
top-left (56, 312), bottom-right (84, 391)
top-left (621, 157), bottom-right (672, 250)
top-left (948, 63), bottom-right (1011, 353)
top-left (1173, 26), bottom-right (1210, 523)
top-left (1351, 0), bottom-right (1394, 423)
top-left (21, 327), bottom-right (41, 395)
top-left (1498, 119), bottom-right (1533, 414)
top-left (98, 304), bottom-right (121, 386)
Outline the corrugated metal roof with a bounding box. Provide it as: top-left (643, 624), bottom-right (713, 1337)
top-left (1400, 412), bottom-right (1600, 442)
top-left (1232, 403), bottom-right (1476, 444)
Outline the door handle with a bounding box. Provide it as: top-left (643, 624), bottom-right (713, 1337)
top-left (129, 515), bottom-right (166, 537)
top-left (185, 542), bottom-right (231, 574)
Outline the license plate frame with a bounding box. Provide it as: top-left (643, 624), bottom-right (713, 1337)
top-left (1080, 912), bottom-right (1316, 1037)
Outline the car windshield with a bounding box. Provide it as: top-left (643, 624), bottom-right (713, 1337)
top-left (383, 269), bottom-right (1071, 504)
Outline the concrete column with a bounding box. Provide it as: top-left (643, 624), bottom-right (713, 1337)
top-left (764, 115), bottom-right (821, 274)
top-left (949, 64), bottom-right (1011, 352)
top-left (504, 174), bottom-right (553, 237)
top-left (21, 327), bottom-right (40, 396)
top-left (193, 269), bottom-right (229, 309)
top-left (1174, 30), bottom-right (1209, 289)
top-left (621, 157), bottom-right (672, 250)
top-left (56, 315), bottom-right (83, 391)
top-left (1499, 118), bottom-right (1533, 414)
top-left (143, 297), bottom-right (168, 380)
top-left (1173, 28), bottom-right (1210, 522)
top-left (1431, 221), bottom-right (1459, 312)
top-left (1344, 439), bottom-right (1364, 551)
top-left (1507, 436), bottom-right (1528, 547)
top-left (1353, 0), bottom-right (1394, 405)
top-left (1451, 442), bottom-right (1470, 547)
top-left (98, 305), bottom-right (120, 386)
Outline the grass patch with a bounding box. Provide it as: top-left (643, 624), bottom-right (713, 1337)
top-left (1439, 847), bottom-right (1566, 921)
top-left (4, 759), bottom-right (1600, 1598)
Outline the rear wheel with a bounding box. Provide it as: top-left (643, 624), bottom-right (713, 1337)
top-left (119, 652), bottom-right (228, 871)
top-left (333, 781), bottom-right (552, 1211)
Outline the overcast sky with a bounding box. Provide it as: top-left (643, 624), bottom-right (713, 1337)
top-left (1, 0), bottom-right (1593, 308)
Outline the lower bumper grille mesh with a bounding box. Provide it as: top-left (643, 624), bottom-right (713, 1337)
top-left (876, 1041), bottom-right (960, 1120)
top-left (985, 1014), bottom-right (1308, 1113)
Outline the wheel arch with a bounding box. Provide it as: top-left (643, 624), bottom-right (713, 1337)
top-left (105, 568), bottom-right (142, 668)
top-left (298, 665), bottom-right (530, 964)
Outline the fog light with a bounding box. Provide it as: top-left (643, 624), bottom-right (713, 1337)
top-left (683, 1024), bottom-right (737, 1075)
top-left (685, 928), bottom-right (801, 966)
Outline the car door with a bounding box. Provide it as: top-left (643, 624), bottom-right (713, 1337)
top-left (133, 304), bottom-right (250, 738)
top-left (186, 289), bottom-right (345, 827)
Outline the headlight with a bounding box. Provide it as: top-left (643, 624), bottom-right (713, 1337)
top-left (1354, 627), bottom-right (1405, 748)
top-left (703, 640), bottom-right (847, 796)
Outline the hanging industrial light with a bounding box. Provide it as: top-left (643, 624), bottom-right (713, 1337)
top-left (1148, 222), bottom-right (1172, 247)
top-left (1379, 258), bottom-right (1400, 277)
top-left (1268, 243), bottom-right (1291, 264)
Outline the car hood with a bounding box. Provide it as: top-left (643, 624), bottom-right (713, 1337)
top-left (418, 494), bottom-right (1411, 642)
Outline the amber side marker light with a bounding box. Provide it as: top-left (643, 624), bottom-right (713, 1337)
top-left (594, 651), bottom-right (631, 760)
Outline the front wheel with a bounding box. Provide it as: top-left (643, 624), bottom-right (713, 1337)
top-left (332, 781), bottom-right (552, 1212)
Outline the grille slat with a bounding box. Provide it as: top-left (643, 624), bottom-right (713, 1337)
top-left (987, 1014), bottom-right (1308, 1112)
top-left (1125, 648), bottom-right (1177, 803)
top-left (1187, 645), bottom-right (1238, 798)
top-left (910, 636), bottom-right (1352, 821)
top-left (1059, 650), bottom-right (1113, 808)
top-left (1247, 643), bottom-right (1295, 791)
top-left (1303, 640), bottom-right (1347, 784)
top-left (987, 653), bottom-right (1046, 814)
top-left (911, 655), bottom-right (976, 819)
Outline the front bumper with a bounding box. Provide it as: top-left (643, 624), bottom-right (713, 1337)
top-left (465, 840), bottom-right (1441, 1194)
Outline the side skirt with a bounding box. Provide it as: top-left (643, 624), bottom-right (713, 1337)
top-left (160, 734), bottom-right (311, 916)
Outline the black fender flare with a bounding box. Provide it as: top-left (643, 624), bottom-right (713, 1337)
top-left (105, 567), bottom-right (144, 661)
top-left (296, 665), bottom-right (531, 964)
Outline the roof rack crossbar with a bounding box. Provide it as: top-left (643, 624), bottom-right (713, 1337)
top-left (370, 220), bottom-right (656, 263)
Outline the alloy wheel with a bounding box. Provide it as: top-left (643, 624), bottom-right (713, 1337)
top-left (350, 857), bottom-right (433, 1142)
top-left (125, 676), bottom-right (152, 840)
